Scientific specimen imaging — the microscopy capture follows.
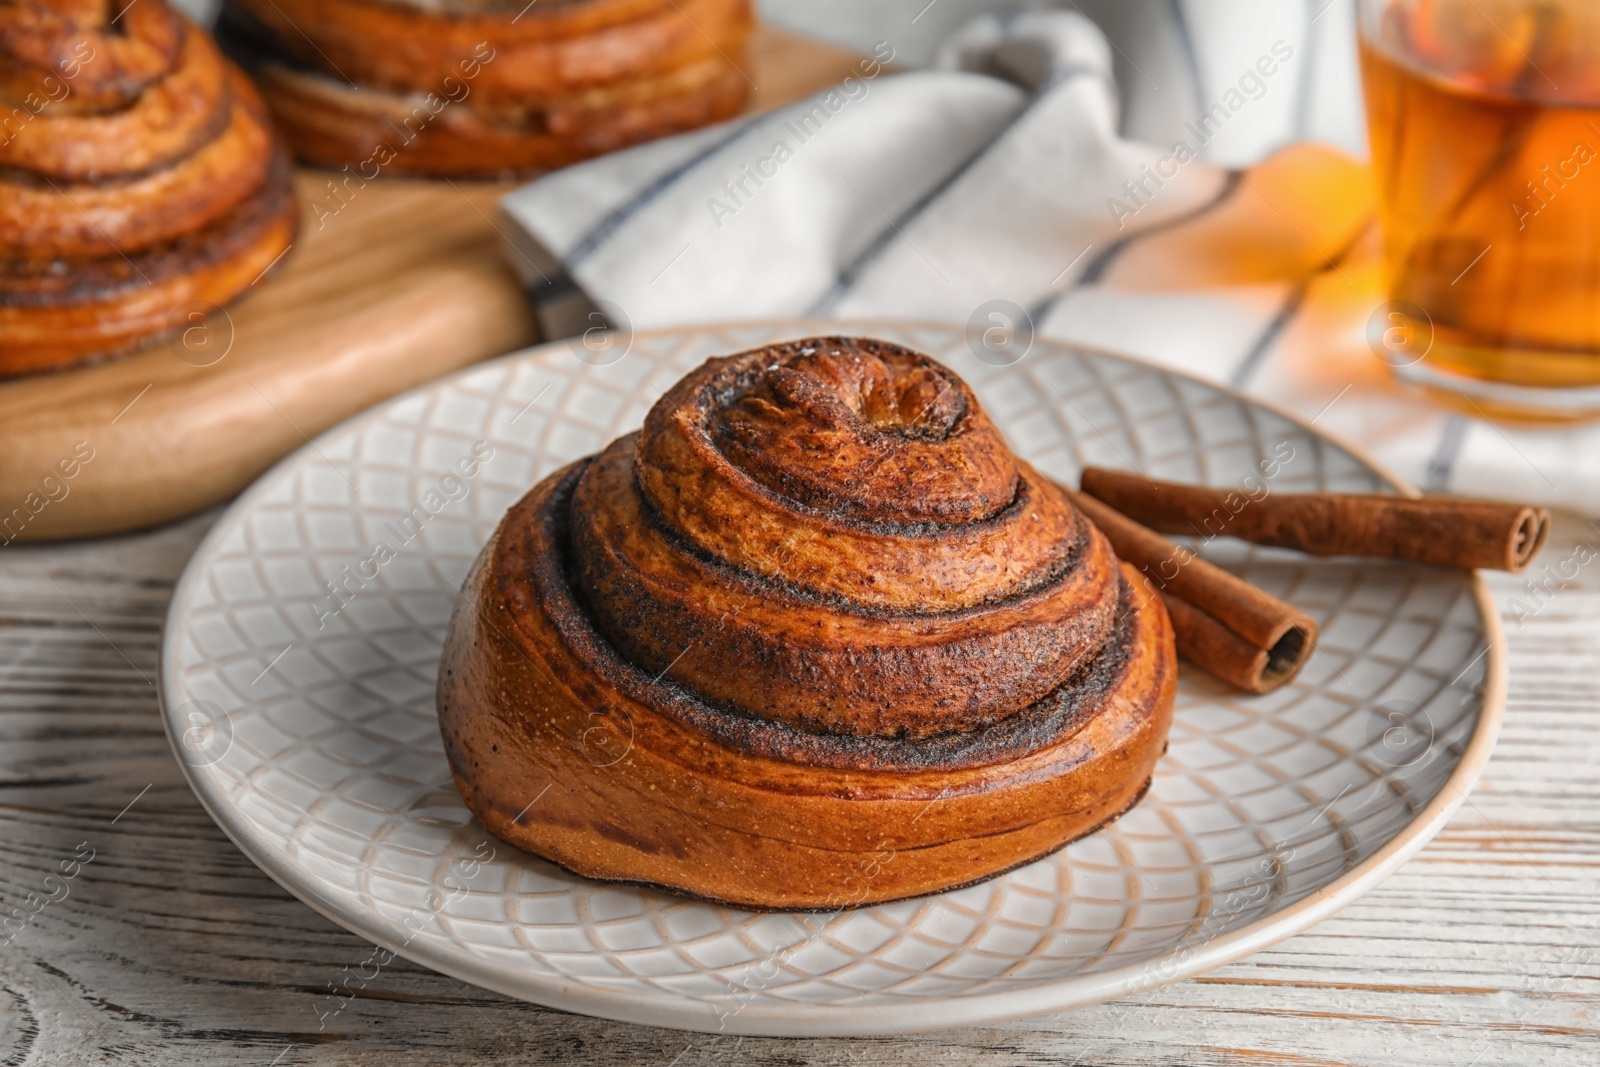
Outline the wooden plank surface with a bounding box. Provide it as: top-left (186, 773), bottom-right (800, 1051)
top-left (0, 26), bottom-right (866, 544)
top-left (1, 507), bottom-right (1595, 1066)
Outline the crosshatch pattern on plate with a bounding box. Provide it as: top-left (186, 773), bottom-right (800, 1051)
top-left (164, 321), bottom-right (1490, 1029)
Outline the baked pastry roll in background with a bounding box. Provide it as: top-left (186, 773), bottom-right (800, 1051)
top-left (438, 337), bottom-right (1178, 910)
top-left (0, 0), bottom-right (297, 375)
top-left (218, 0), bottom-right (754, 178)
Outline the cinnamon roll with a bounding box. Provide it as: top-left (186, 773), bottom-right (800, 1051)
top-left (0, 0), bottom-right (297, 375)
top-left (438, 338), bottom-right (1177, 909)
top-left (219, 0), bottom-right (753, 178)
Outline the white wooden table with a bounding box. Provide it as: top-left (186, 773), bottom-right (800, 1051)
top-left (1, 507), bottom-right (1596, 1066)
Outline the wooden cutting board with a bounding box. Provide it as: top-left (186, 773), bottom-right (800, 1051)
top-left (0, 27), bottom-right (864, 543)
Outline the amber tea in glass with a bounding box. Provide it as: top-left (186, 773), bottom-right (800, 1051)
top-left (1359, 0), bottom-right (1600, 418)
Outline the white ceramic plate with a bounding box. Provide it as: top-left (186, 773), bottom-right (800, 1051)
top-left (160, 320), bottom-right (1504, 1037)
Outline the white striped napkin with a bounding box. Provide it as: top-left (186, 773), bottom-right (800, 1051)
top-left (499, 8), bottom-right (1600, 516)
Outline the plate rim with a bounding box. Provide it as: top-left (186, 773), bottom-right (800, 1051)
top-left (158, 317), bottom-right (1508, 1036)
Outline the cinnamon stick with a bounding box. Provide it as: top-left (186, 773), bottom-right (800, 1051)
top-left (1062, 486), bottom-right (1318, 695)
top-left (1080, 468), bottom-right (1550, 573)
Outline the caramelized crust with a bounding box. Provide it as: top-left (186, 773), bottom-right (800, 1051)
top-left (1, 70), bottom-right (275, 259)
top-left (0, 23), bottom-right (231, 180)
top-left (637, 341), bottom-right (1084, 612)
top-left (0, 0), bottom-right (184, 110)
top-left (0, 1), bottom-right (297, 376)
top-left (438, 339), bottom-right (1179, 909)
top-left (0, 150), bottom-right (298, 375)
top-left (573, 437), bottom-right (1121, 738)
top-left (219, 0), bottom-right (753, 176)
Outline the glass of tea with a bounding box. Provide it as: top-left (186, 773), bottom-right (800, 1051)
top-left (1359, 0), bottom-right (1600, 420)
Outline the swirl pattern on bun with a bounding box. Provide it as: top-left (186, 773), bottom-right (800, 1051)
top-left (0, 0), bottom-right (297, 375)
top-left (438, 338), bottom-right (1177, 909)
top-left (219, 0), bottom-right (753, 177)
